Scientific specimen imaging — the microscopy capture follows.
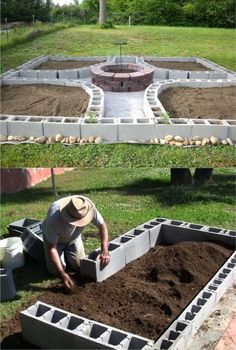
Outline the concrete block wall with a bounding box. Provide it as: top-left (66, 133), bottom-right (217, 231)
top-left (20, 301), bottom-right (154, 349)
top-left (80, 242), bottom-right (126, 282)
top-left (0, 268), bottom-right (16, 301)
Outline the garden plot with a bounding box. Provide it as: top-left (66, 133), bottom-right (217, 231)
top-left (0, 55), bottom-right (236, 144)
top-left (1, 219), bottom-right (235, 350)
top-left (34, 60), bottom-right (106, 70)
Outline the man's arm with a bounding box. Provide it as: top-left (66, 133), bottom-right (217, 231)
top-left (99, 222), bottom-right (110, 265)
top-left (46, 241), bottom-right (74, 290)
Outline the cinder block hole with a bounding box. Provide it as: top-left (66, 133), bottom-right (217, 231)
top-left (67, 316), bottom-right (84, 330)
top-left (196, 298), bottom-right (207, 307)
top-left (227, 263), bottom-right (236, 269)
top-left (89, 324), bottom-right (107, 338)
top-left (218, 273), bottom-right (227, 279)
top-left (228, 231), bottom-right (236, 236)
top-left (175, 322), bottom-right (187, 332)
top-left (128, 337), bottom-right (148, 350)
top-left (208, 227), bottom-right (221, 233)
top-left (132, 229), bottom-right (145, 236)
top-left (232, 258), bottom-right (236, 263)
top-left (64, 118), bottom-right (79, 123)
top-left (51, 310), bottom-right (67, 323)
top-left (143, 224), bottom-right (154, 229)
top-left (27, 118), bottom-right (43, 122)
top-left (202, 292), bottom-right (212, 299)
top-left (12, 117), bottom-right (28, 122)
top-left (137, 118), bottom-right (151, 124)
top-left (168, 330), bottom-right (180, 341)
top-left (192, 120), bottom-right (206, 125)
top-left (170, 120), bottom-right (187, 125)
top-left (213, 279), bottom-right (222, 285)
top-left (160, 339), bottom-right (173, 350)
top-left (150, 221), bottom-right (162, 226)
top-left (208, 285), bottom-right (217, 291)
top-left (101, 119), bottom-right (115, 124)
top-left (185, 312), bottom-right (195, 321)
top-left (119, 236), bottom-right (133, 243)
top-left (46, 118), bottom-right (63, 123)
top-left (108, 330), bottom-right (127, 345)
top-left (191, 305), bottom-right (201, 313)
top-left (170, 221), bottom-right (183, 226)
top-left (120, 118), bottom-right (134, 124)
top-left (34, 304), bottom-right (51, 317)
top-left (208, 120), bottom-right (223, 125)
top-left (189, 224), bottom-right (203, 229)
top-left (222, 268), bottom-right (231, 274)
top-left (226, 120), bottom-right (236, 125)
top-left (0, 116), bottom-right (8, 120)
top-left (108, 243), bottom-right (119, 252)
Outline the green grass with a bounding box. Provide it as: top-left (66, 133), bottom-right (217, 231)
top-left (0, 168), bottom-right (235, 320)
top-left (1, 25), bottom-right (235, 73)
top-left (1, 144), bottom-right (236, 168)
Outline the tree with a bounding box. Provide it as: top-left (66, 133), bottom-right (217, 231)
top-left (99, 0), bottom-right (106, 25)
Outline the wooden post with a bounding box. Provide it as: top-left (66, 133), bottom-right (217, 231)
top-left (51, 168), bottom-right (58, 197)
top-left (99, 0), bottom-right (106, 25)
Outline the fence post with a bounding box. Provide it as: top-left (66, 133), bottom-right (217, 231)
top-left (128, 15), bottom-right (131, 27)
top-left (50, 14), bottom-right (53, 24)
top-left (33, 14), bottom-right (35, 32)
top-left (5, 17), bottom-right (9, 41)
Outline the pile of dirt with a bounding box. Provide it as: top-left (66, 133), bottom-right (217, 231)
top-left (147, 61), bottom-right (211, 71)
top-left (34, 60), bottom-right (105, 70)
top-left (1, 241), bottom-right (233, 349)
top-left (0, 85), bottom-right (90, 117)
top-left (159, 86), bottom-right (236, 120)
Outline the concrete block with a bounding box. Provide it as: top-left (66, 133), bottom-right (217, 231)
top-left (37, 70), bottom-right (58, 79)
top-left (78, 67), bottom-right (91, 79)
top-left (80, 242), bottom-right (125, 282)
top-left (118, 119), bottom-right (155, 141)
top-left (208, 72), bottom-right (227, 79)
top-left (6, 116), bottom-right (29, 137)
top-left (80, 119), bottom-right (117, 142)
top-left (169, 70), bottom-right (188, 80)
top-left (115, 56), bottom-right (137, 64)
top-left (154, 123), bottom-right (192, 139)
top-left (226, 120), bottom-right (236, 141)
top-left (19, 70), bottom-right (38, 78)
top-left (190, 119), bottom-right (228, 139)
top-left (188, 72), bottom-right (209, 79)
top-left (154, 69), bottom-right (169, 80)
top-left (21, 225), bottom-right (45, 263)
top-left (137, 220), bottom-right (164, 248)
top-left (58, 70), bottom-right (79, 80)
top-left (0, 115), bottom-right (8, 136)
top-left (0, 268), bottom-right (16, 301)
top-left (43, 117), bottom-right (81, 137)
top-left (153, 320), bottom-right (191, 350)
top-left (7, 218), bottom-right (40, 235)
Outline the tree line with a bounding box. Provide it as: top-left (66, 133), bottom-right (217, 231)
top-left (1, 0), bottom-right (235, 28)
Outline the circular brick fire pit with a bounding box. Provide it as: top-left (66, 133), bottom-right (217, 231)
top-left (91, 63), bottom-right (154, 92)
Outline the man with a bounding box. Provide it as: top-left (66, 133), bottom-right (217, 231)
top-left (43, 195), bottom-right (110, 291)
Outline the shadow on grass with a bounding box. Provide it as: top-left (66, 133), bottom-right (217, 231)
top-left (2, 173), bottom-right (235, 207)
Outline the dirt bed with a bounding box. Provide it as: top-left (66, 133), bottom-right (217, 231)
top-left (34, 60), bottom-right (105, 70)
top-left (159, 86), bottom-right (236, 120)
top-left (147, 61), bottom-right (211, 71)
top-left (1, 241), bottom-right (232, 349)
top-left (0, 85), bottom-right (90, 117)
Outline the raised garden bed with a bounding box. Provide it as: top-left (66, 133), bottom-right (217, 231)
top-left (34, 60), bottom-right (106, 70)
top-left (0, 85), bottom-right (90, 117)
top-left (0, 240), bottom-right (233, 348)
top-left (158, 86), bottom-right (236, 120)
top-left (147, 61), bottom-right (212, 71)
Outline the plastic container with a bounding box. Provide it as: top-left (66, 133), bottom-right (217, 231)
top-left (7, 218), bottom-right (41, 236)
top-left (0, 237), bottom-right (25, 269)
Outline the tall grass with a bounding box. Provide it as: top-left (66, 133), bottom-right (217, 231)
top-left (1, 21), bottom-right (76, 50)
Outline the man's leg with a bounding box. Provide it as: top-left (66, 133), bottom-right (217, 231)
top-left (64, 235), bottom-right (85, 271)
top-left (43, 240), bottom-right (66, 276)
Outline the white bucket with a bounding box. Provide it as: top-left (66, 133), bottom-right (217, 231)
top-left (0, 237), bottom-right (25, 269)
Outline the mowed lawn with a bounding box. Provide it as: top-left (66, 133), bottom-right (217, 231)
top-left (1, 25), bottom-right (235, 72)
top-left (0, 168), bottom-right (235, 319)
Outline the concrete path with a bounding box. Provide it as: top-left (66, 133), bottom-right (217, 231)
top-left (186, 284), bottom-right (236, 350)
top-left (104, 91), bottom-right (145, 119)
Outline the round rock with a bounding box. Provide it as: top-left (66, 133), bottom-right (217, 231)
top-left (95, 137), bottom-right (102, 144)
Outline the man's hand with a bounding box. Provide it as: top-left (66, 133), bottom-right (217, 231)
top-left (99, 252), bottom-right (110, 266)
top-left (60, 271), bottom-right (74, 291)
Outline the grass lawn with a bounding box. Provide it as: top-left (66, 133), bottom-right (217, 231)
top-left (1, 25), bottom-right (235, 72)
top-left (1, 168), bottom-right (235, 320)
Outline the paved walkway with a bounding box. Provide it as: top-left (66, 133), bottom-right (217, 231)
top-left (104, 91), bottom-right (145, 119)
top-left (186, 284), bottom-right (236, 350)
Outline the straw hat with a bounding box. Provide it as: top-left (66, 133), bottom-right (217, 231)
top-left (59, 196), bottom-right (94, 227)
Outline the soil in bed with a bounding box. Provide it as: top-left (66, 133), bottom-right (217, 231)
top-left (158, 86), bottom-right (236, 120)
top-left (0, 85), bottom-right (90, 117)
top-left (34, 60), bottom-right (105, 70)
top-left (1, 241), bottom-right (233, 349)
top-left (147, 61), bottom-right (212, 71)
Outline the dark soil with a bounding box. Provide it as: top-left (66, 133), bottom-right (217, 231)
top-left (0, 85), bottom-right (90, 117)
top-left (34, 60), bottom-right (105, 70)
top-left (106, 69), bottom-right (136, 74)
top-left (1, 241), bottom-right (233, 349)
top-left (159, 86), bottom-right (236, 120)
top-left (147, 61), bottom-right (212, 71)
